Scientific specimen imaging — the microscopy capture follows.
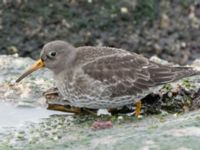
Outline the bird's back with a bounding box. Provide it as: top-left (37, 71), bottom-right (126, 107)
top-left (75, 46), bottom-right (132, 66)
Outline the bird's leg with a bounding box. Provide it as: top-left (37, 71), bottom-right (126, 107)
top-left (47, 104), bottom-right (81, 114)
top-left (135, 100), bottom-right (142, 117)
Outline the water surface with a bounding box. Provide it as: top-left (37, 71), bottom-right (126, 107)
top-left (0, 102), bottom-right (67, 128)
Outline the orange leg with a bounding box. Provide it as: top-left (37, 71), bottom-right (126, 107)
top-left (135, 100), bottom-right (142, 117)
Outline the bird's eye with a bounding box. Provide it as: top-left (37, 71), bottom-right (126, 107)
top-left (48, 51), bottom-right (57, 58)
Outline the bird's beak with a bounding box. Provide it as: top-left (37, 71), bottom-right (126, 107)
top-left (16, 59), bottom-right (45, 83)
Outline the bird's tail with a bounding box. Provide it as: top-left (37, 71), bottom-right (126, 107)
top-left (172, 66), bottom-right (200, 81)
top-left (149, 65), bottom-right (200, 86)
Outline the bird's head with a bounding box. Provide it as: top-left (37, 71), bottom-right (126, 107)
top-left (16, 40), bottom-right (76, 82)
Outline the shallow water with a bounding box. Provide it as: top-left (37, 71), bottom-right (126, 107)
top-left (0, 102), bottom-right (67, 128)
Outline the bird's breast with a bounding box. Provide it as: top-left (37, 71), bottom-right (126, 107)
top-left (53, 70), bottom-right (112, 104)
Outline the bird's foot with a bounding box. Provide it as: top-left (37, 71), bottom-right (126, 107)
top-left (108, 101), bottom-right (142, 118)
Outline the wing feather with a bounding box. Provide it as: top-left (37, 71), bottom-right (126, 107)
top-left (82, 53), bottom-right (198, 97)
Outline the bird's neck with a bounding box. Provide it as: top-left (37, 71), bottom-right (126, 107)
top-left (65, 48), bottom-right (77, 70)
top-left (53, 49), bottom-right (77, 75)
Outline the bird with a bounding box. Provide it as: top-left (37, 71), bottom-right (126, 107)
top-left (16, 40), bottom-right (200, 116)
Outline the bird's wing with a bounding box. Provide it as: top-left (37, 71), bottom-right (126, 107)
top-left (82, 53), bottom-right (196, 97)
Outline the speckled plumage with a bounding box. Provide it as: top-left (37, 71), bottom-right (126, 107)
top-left (37, 41), bottom-right (200, 109)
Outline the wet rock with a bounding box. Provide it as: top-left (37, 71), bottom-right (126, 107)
top-left (0, 1), bottom-right (200, 64)
top-left (0, 54), bottom-right (53, 106)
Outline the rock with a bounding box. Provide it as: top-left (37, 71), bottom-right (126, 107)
top-left (160, 13), bottom-right (170, 29)
top-left (91, 120), bottom-right (113, 131)
top-left (0, 55), bottom-right (53, 106)
top-left (1, 1), bottom-right (200, 65)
